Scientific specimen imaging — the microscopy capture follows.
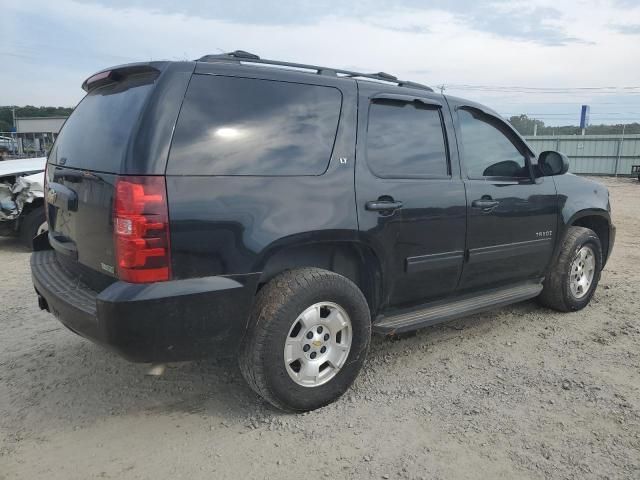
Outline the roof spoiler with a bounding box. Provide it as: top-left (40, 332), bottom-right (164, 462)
top-left (82, 63), bottom-right (161, 92)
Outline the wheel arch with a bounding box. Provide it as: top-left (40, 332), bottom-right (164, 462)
top-left (255, 239), bottom-right (384, 317)
top-left (564, 210), bottom-right (612, 266)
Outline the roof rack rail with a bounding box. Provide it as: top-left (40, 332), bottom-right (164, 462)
top-left (196, 51), bottom-right (434, 92)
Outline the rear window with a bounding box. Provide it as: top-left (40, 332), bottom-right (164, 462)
top-left (168, 75), bottom-right (342, 176)
top-left (48, 73), bottom-right (157, 172)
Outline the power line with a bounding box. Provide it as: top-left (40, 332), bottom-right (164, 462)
top-left (440, 85), bottom-right (640, 97)
top-left (443, 83), bottom-right (640, 91)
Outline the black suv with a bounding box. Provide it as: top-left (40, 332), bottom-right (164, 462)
top-left (32, 51), bottom-right (615, 411)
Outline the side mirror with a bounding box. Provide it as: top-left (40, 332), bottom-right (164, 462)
top-left (538, 151), bottom-right (569, 176)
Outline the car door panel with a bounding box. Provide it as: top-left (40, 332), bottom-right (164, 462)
top-left (451, 103), bottom-right (558, 292)
top-left (461, 179), bottom-right (557, 291)
top-left (355, 84), bottom-right (466, 309)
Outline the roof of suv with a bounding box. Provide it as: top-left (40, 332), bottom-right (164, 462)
top-left (196, 50), bottom-right (434, 92)
top-left (82, 51), bottom-right (435, 97)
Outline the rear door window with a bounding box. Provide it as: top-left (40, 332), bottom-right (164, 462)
top-left (49, 73), bottom-right (157, 173)
top-left (168, 75), bottom-right (342, 176)
top-left (366, 100), bottom-right (449, 178)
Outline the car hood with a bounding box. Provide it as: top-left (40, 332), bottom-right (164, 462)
top-left (0, 157), bottom-right (47, 178)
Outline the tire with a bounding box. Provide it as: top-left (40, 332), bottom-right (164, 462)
top-left (19, 206), bottom-right (47, 250)
top-left (538, 226), bottom-right (602, 312)
top-left (239, 268), bottom-right (371, 412)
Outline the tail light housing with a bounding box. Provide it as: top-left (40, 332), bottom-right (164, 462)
top-left (114, 176), bottom-right (171, 283)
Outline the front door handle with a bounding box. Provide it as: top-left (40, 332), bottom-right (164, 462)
top-left (472, 199), bottom-right (499, 209)
top-left (365, 200), bottom-right (403, 212)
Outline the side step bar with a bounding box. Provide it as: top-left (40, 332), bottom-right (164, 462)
top-left (373, 282), bottom-right (543, 334)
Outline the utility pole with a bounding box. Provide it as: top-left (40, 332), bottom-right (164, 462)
top-left (11, 107), bottom-right (16, 131)
top-left (437, 84), bottom-right (446, 95)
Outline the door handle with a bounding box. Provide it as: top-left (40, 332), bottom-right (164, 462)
top-left (365, 200), bottom-right (403, 212)
top-left (472, 199), bottom-right (499, 209)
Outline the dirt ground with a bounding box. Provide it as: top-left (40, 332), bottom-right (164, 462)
top-left (1, 176), bottom-right (639, 480)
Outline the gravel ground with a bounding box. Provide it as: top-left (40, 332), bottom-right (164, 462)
top-left (1, 176), bottom-right (639, 480)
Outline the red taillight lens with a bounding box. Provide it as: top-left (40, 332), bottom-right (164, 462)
top-left (114, 176), bottom-right (171, 283)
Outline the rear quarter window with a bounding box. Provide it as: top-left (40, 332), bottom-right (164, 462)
top-left (167, 75), bottom-right (342, 176)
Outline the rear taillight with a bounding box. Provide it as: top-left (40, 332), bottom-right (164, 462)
top-left (113, 176), bottom-right (171, 283)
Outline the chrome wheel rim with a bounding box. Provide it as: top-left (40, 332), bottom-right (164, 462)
top-left (284, 302), bottom-right (352, 388)
top-left (569, 246), bottom-right (596, 299)
top-left (36, 221), bottom-right (48, 235)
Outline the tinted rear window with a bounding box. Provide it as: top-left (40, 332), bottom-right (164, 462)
top-left (366, 100), bottom-right (449, 178)
top-left (48, 73), bottom-right (157, 172)
top-left (168, 75), bottom-right (342, 176)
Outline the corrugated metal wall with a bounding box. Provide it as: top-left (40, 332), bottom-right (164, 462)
top-left (523, 134), bottom-right (640, 175)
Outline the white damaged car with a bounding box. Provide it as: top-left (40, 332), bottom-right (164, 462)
top-left (0, 158), bottom-right (47, 249)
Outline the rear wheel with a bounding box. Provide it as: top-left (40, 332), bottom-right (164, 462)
top-left (538, 226), bottom-right (602, 312)
top-left (239, 268), bottom-right (371, 411)
top-left (19, 206), bottom-right (47, 250)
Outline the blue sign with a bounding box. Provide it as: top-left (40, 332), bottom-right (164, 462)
top-left (580, 105), bottom-right (590, 129)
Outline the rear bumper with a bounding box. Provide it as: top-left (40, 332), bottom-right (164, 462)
top-left (31, 250), bottom-right (258, 362)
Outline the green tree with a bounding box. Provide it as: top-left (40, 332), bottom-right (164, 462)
top-left (507, 114), bottom-right (640, 136)
top-left (508, 115), bottom-right (545, 136)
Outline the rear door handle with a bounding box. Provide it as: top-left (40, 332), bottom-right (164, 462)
top-left (365, 200), bottom-right (403, 212)
top-left (472, 199), bottom-right (499, 209)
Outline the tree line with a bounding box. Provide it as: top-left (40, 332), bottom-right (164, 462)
top-left (508, 114), bottom-right (640, 136)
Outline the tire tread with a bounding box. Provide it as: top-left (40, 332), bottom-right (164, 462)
top-left (539, 226), bottom-right (601, 312)
top-left (239, 267), bottom-right (367, 411)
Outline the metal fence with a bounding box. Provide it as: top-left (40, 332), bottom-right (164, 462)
top-left (0, 131), bottom-right (56, 158)
top-left (524, 134), bottom-right (640, 176)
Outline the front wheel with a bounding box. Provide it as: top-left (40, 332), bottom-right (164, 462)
top-left (538, 226), bottom-right (602, 312)
top-left (239, 268), bottom-right (371, 412)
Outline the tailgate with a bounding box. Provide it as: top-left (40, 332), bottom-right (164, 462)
top-left (47, 166), bottom-right (117, 286)
top-left (46, 66), bottom-right (161, 288)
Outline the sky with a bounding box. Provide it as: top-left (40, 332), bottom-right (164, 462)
top-left (2, 0), bottom-right (640, 126)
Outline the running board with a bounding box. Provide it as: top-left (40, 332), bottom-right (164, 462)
top-left (373, 282), bottom-right (543, 334)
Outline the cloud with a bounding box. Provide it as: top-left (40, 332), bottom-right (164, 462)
top-left (611, 0), bottom-right (640, 8)
top-left (74, 0), bottom-right (585, 45)
top-left (612, 23), bottom-right (640, 34)
top-left (369, 23), bottom-right (431, 34)
top-left (1, 0), bottom-right (640, 127)
top-left (462, 5), bottom-right (591, 46)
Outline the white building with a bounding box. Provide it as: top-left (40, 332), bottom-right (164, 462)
top-left (15, 117), bottom-right (67, 135)
top-left (13, 116), bottom-right (68, 154)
